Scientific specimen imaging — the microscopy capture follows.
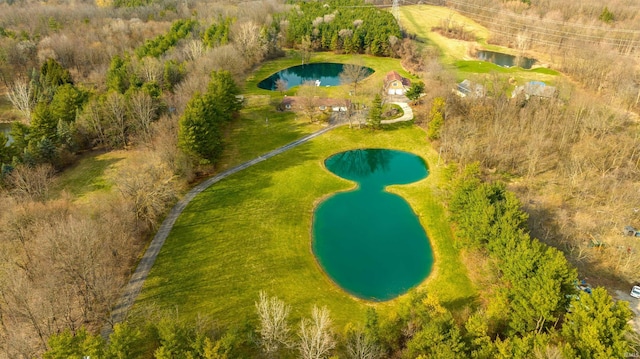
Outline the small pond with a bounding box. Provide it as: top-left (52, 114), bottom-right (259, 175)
top-left (476, 50), bottom-right (536, 69)
top-left (312, 149), bottom-right (433, 301)
top-left (257, 63), bottom-right (373, 91)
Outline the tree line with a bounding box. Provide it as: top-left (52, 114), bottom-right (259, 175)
top-left (283, 0), bottom-right (401, 56)
top-left (0, 1), bottom-right (281, 356)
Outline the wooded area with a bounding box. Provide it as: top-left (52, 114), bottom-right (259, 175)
top-left (0, 0), bottom-right (638, 357)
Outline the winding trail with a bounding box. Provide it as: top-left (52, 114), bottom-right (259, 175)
top-left (101, 124), bottom-right (336, 338)
top-left (381, 102), bottom-right (414, 124)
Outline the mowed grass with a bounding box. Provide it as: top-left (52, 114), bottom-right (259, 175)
top-left (244, 51), bottom-right (418, 98)
top-left (218, 97), bottom-right (323, 170)
top-left (399, 5), bottom-right (559, 86)
top-left (134, 124), bottom-right (476, 329)
top-left (49, 151), bottom-right (129, 201)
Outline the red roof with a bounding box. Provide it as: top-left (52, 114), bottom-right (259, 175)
top-left (384, 71), bottom-right (410, 86)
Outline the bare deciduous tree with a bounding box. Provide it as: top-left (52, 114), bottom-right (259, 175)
top-left (296, 81), bottom-right (320, 123)
top-left (7, 78), bottom-right (36, 124)
top-left (129, 91), bottom-right (158, 144)
top-left (103, 91), bottom-right (129, 148)
top-left (339, 62), bottom-right (370, 96)
top-left (345, 327), bottom-right (382, 359)
top-left (275, 78), bottom-right (288, 94)
top-left (256, 291), bottom-right (292, 355)
top-left (6, 164), bottom-right (55, 202)
top-left (298, 306), bottom-right (335, 359)
top-left (114, 153), bottom-right (178, 229)
top-left (233, 21), bottom-right (267, 66)
top-left (184, 39), bottom-right (205, 61)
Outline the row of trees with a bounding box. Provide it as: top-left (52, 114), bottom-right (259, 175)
top-left (284, 0), bottom-right (401, 56)
top-left (417, 82), bottom-right (640, 283)
top-left (1, 1), bottom-right (280, 357)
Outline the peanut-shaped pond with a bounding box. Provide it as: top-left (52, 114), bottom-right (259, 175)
top-left (312, 149), bottom-right (433, 301)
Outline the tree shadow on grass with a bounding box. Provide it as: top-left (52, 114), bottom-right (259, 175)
top-left (135, 141), bottom-right (320, 312)
top-left (50, 153), bottom-right (125, 199)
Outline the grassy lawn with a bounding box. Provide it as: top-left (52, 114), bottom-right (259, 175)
top-left (133, 124), bottom-right (476, 329)
top-left (218, 96), bottom-right (324, 170)
top-left (244, 51), bottom-right (418, 98)
top-left (49, 151), bottom-right (129, 201)
top-left (399, 5), bottom-right (559, 86)
top-left (400, 5), bottom-right (489, 63)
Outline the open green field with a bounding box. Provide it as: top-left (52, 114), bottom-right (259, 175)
top-left (399, 5), bottom-right (560, 85)
top-left (133, 123), bottom-right (476, 329)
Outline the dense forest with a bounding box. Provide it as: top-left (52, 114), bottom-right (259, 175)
top-left (0, 0), bottom-right (638, 357)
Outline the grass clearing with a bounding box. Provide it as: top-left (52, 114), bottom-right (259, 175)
top-left (134, 124), bottom-right (476, 329)
top-left (50, 151), bottom-right (129, 201)
top-left (399, 4), bottom-right (559, 87)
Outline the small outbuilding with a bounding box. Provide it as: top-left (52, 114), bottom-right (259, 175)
top-left (512, 81), bottom-right (556, 99)
top-left (384, 71), bottom-right (411, 95)
top-left (456, 79), bottom-right (486, 98)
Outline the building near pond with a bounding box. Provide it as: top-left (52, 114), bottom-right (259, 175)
top-left (384, 71), bottom-right (411, 95)
top-left (280, 96), bottom-right (350, 112)
top-left (456, 79), bottom-right (486, 98)
top-left (512, 81), bottom-right (557, 99)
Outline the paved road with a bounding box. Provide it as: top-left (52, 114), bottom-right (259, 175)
top-left (101, 124), bottom-right (336, 338)
top-left (381, 102), bottom-right (414, 124)
top-left (615, 290), bottom-right (640, 334)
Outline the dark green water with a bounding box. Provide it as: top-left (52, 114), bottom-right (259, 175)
top-left (257, 63), bottom-right (373, 91)
top-left (312, 149), bottom-right (433, 301)
top-left (477, 50), bottom-right (536, 69)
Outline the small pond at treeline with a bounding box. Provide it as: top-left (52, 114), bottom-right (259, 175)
top-left (476, 50), bottom-right (536, 69)
top-left (312, 149), bottom-right (433, 301)
top-left (257, 63), bottom-right (373, 91)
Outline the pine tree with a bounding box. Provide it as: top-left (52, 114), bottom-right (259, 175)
top-left (368, 94), bottom-right (382, 130)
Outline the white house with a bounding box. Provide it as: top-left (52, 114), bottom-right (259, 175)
top-left (384, 71), bottom-right (411, 95)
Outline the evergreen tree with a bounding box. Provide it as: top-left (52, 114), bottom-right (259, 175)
top-left (44, 328), bottom-right (105, 359)
top-left (562, 287), bottom-right (632, 358)
top-left (178, 93), bottom-right (223, 164)
top-left (405, 81), bottom-right (425, 103)
top-left (427, 97), bottom-right (445, 140)
top-left (107, 55), bottom-right (132, 94)
top-left (368, 94), bottom-right (382, 129)
top-left (49, 84), bottom-right (88, 124)
top-left (207, 70), bottom-right (242, 121)
top-left (40, 58), bottom-right (73, 92)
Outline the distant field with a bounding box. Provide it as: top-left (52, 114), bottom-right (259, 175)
top-left (133, 124), bottom-right (476, 329)
top-left (399, 5), bottom-right (560, 86)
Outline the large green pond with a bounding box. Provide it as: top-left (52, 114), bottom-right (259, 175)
top-left (312, 149), bottom-right (433, 301)
top-left (257, 63), bottom-right (373, 91)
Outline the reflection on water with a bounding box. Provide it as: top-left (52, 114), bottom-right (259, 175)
top-left (313, 149), bottom-right (433, 301)
top-left (476, 50), bottom-right (536, 69)
top-left (257, 63), bottom-right (373, 91)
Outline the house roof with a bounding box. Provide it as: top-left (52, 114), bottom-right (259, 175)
top-left (281, 96), bottom-right (350, 109)
top-left (513, 81), bottom-right (556, 98)
top-left (457, 79), bottom-right (485, 98)
top-left (384, 71), bottom-right (411, 87)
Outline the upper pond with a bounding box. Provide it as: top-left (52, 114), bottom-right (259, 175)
top-left (476, 50), bottom-right (536, 69)
top-left (312, 149), bottom-right (433, 301)
top-left (257, 63), bottom-right (373, 91)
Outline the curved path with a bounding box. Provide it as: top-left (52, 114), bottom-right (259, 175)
top-left (101, 124), bottom-right (336, 338)
top-left (381, 102), bottom-right (414, 124)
